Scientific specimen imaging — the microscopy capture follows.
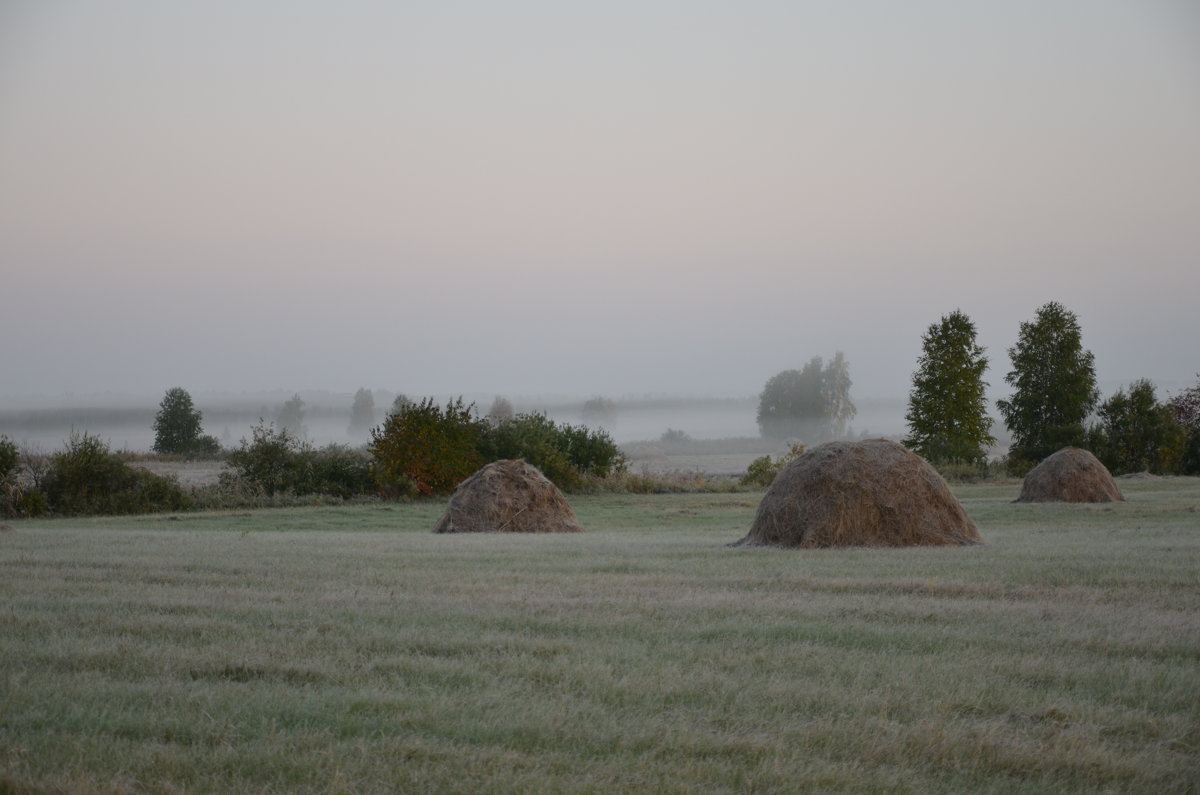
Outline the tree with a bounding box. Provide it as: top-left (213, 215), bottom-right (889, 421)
top-left (756, 354), bottom-right (855, 441)
top-left (487, 396), bottom-right (515, 425)
top-left (823, 351), bottom-right (857, 439)
top-left (996, 302), bottom-right (1099, 471)
top-left (277, 393), bottom-right (306, 438)
top-left (1088, 379), bottom-right (1185, 475)
top-left (580, 396), bottom-right (618, 425)
top-left (390, 394), bottom-right (414, 416)
top-left (904, 310), bottom-right (995, 466)
top-left (153, 387), bottom-right (218, 455)
top-left (1170, 375), bottom-right (1200, 474)
top-left (347, 388), bottom-right (375, 436)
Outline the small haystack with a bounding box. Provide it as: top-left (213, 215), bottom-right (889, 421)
top-left (733, 439), bottom-right (982, 548)
top-left (433, 459), bottom-right (584, 534)
top-left (1015, 447), bottom-right (1124, 503)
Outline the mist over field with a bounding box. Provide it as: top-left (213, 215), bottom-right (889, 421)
top-left (0, 389), bottom-right (915, 455)
top-left (2, 2), bottom-right (1197, 441)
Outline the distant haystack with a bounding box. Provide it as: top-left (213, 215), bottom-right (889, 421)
top-left (734, 439), bottom-right (982, 548)
top-left (433, 459), bottom-right (584, 534)
top-left (1016, 447), bottom-right (1123, 503)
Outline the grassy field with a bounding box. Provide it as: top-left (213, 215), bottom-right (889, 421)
top-left (2, 479), bottom-right (1199, 793)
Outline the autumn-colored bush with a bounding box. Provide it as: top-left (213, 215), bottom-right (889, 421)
top-left (369, 398), bottom-right (488, 496)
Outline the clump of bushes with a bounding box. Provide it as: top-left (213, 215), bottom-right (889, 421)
top-left (369, 399), bottom-right (626, 496)
top-left (28, 432), bottom-right (190, 516)
top-left (222, 422), bottom-right (372, 499)
top-left (740, 442), bottom-right (806, 488)
top-left (488, 411), bottom-right (626, 491)
top-left (369, 398), bottom-right (488, 496)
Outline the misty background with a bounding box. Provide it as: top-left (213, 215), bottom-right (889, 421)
top-left (2, 1), bottom-right (1197, 451)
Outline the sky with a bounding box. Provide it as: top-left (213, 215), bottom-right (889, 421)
top-left (2, 0), bottom-right (1198, 404)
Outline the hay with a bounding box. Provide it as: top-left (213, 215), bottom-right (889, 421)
top-left (733, 439), bottom-right (982, 548)
top-left (1016, 447), bottom-right (1124, 503)
top-left (433, 459), bottom-right (584, 534)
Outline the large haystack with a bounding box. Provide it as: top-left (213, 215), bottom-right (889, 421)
top-left (733, 439), bottom-right (982, 548)
top-left (433, 459), bottom-right (584, 534)
top-left (1015, 447), bottom-right (1124, 503)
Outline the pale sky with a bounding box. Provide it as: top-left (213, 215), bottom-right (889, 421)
top-left (2, 0), bottom-right (1198, 402)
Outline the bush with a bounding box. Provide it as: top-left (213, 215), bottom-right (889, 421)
top-left (740, 443), bottom-right (806, 488)
top-left (224, 422), bottom-right (302, 496)
top-left (489, 413), bottom-right (627, 490)
top-left (368, 402), bottom-right (627, 496)
top-left (370, 398), bottom-right (488, 496)
top-left (43, 432), bottom-right (189, 516)
top-left (224, 423), bottom-right (371, 498)
top-left (301, 444), bottom-right (373, 499)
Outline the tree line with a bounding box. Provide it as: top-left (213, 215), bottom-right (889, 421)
top-left (755, 301), bottom-right (1199, 477)
top-left (4, 300), bottom-right (1198, 518)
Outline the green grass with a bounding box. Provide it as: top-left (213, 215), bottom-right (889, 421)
top-left (3, 480), bottom-right (1199, 793)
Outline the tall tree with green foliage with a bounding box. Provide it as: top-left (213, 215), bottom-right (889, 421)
top-left (904, 310), bottom-right (995, 465)
top-left (757, 354), bottom-right (855, 441)
top-left (152, 387), bottom-right (217, 455)
top-left (1088, 379), bottom-right (1186, 475)
top-left (996, 302), bottom-right (1099, 471)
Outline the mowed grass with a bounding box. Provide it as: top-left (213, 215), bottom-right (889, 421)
top-left (2, 480), bottom-right (1199, 793)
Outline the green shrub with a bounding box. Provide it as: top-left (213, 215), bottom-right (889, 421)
top-left (43, 432), bottom-right (189, 516)
top-left (488, 412), bottom-right (575, 487)
top-left (369, 398), bottom-right (488, 496)
top-left (5, 487), bottom-right (48, 518)
top-left (367, 402), bottom-right (627, 496)
top-left (300, 444), bottom-right (373, 499)
top-left (740, 443), bottom-right (806, 488)
top-left (489, 413), bottom-right (626, 490)
top-left (224, 422), bottom-right (302, 496)
top-left (224, 423), bottom-right (370, 499)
